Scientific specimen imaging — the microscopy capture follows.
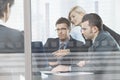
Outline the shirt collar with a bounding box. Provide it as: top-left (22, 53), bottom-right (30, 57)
top-left (59, 39), bottom-right (69, 49)
top-left (59, 38), bottom-right (69, 45)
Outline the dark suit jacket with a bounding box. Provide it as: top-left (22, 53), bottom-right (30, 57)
top-left (0, 25), bottom-right (24, 53)
top-left (87, 31), bottom-right (120, 74)
top-left (89, 31), bottom-right (120, 52)
top-left (71, 31), bottom-right (120, 74)
top-left (103, 24), bottom-right (120, 46)
top-left (44, 36), bottom-right (88, 65)
top-left (44, 37), bottom-right (88, 53)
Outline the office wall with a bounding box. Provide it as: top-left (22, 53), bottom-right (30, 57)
top-left (6, 0), bottom-right (24, 31)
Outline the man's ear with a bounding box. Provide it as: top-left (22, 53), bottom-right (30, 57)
top-left (92, 26), bottom-right (98, 33)
top-left (5, 3), bottom-right (10, 22)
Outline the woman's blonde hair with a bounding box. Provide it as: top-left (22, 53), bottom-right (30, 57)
top-left (68, 6), bottom-right (86, 21)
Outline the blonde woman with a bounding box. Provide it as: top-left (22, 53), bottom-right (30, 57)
top-left (69, 6), bottom-right (86, 44)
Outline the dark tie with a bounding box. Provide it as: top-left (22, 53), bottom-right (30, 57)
top-left (60, 43), bottom-right (65, 49)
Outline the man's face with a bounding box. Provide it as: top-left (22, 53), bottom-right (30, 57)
top-left (81, 21), bottom-right (95, 40)
top-left (56, 23), bottom-right (70, 41)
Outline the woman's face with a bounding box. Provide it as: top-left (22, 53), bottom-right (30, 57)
top-left (70, 11), bottom-right (84, 26)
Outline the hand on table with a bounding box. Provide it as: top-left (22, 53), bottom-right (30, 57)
top-left (77, 61), bottom-right (86, 67)
top-left (52, 49), bottom-right (70, 57)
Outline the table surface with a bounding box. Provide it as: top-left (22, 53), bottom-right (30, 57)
top-left (0, 52), bottom-right (119, 80)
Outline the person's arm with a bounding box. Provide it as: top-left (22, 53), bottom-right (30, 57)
top-left (48, 49), bottom-right (70, 66)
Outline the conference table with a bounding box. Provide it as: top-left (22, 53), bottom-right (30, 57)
top-left (0, 52), bottom-right (120, 80)
top-left (40, 71), bottom-right (120, 80)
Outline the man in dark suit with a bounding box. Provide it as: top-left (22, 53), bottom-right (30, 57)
top-left (44, 17), bottom-right (87, 72)
top-left (81, 13), bottom-right (120, 52)
top-left (72, 13), bottom-right (120, 74)
top-left (0, 0), bottom-right (24, 53)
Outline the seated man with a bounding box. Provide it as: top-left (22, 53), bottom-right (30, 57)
top-left (51, 13), bottom-right (120, 73)
top-left (81, 13), bottom-right (120, 52)
top-left (76, 13), bottom-right (120, 73)
top-left (44, 17), bottom-right (87, 70)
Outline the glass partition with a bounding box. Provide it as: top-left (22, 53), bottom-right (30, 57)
top-left (31, 0), bottom-right (120, 80)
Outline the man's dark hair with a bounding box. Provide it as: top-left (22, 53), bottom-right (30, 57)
top-left (56, 17), bottom-right (71, 29)
top-left (82, 13), bottom-right (103, 31)
top-left (0, 0), bottom-right (14, 18)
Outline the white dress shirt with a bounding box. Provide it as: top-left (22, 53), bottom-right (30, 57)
top-left (70, 26), bottom-right (85, 44)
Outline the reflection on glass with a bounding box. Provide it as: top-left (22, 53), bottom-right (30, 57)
top-left (31, 0), bottom-right (120, 80)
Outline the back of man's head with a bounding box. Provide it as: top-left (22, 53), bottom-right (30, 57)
top-left (0, 0), bottom-right (14, 18)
